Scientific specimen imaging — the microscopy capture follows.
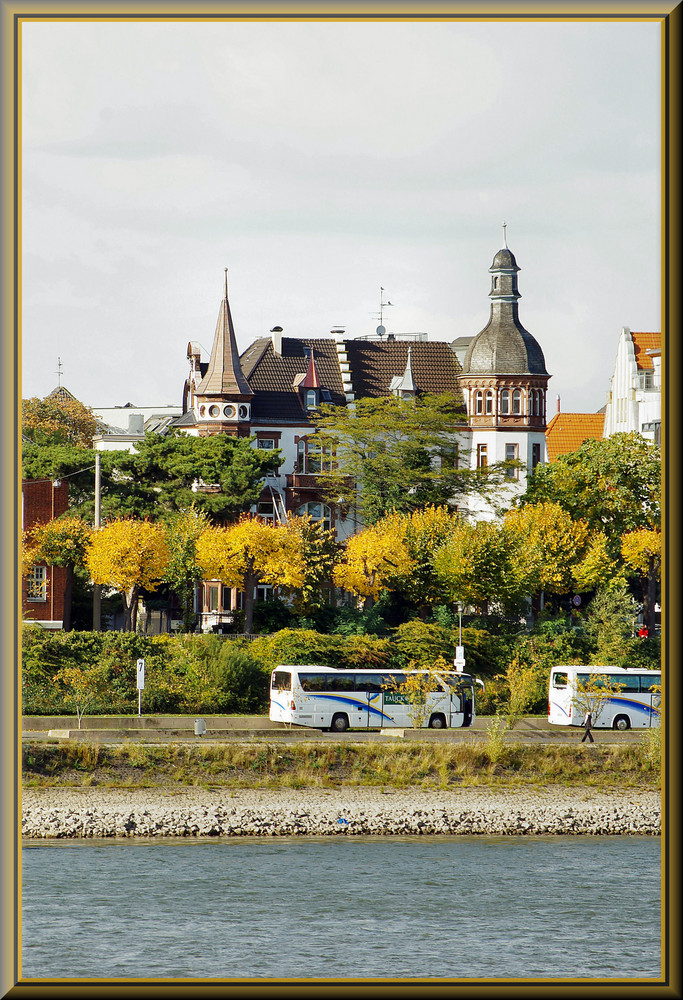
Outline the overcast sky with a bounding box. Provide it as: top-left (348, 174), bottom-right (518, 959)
top-left (21, 17), bottom-right (661, 415)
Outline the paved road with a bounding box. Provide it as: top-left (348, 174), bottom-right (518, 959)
top-left (21, 716), bottom-right (647, 746)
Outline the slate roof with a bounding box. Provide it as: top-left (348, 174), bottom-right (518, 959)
top-left (545, 412), bottom-right (605, 461)
top-left (631, 331), bottom-right (661, 371)
top-left (343, 340), bottom-right (464, 400)
top-left (240, 338), bottom-right (346, 423)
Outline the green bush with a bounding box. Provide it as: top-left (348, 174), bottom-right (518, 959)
top-left (212, 648), bottom-right (270, 713)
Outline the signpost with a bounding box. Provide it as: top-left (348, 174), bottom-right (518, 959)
top-left (136, 658), bottom-right (145, 717)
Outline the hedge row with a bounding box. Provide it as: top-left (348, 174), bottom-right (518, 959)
top-left (21, 621), bottom-right (659, 717)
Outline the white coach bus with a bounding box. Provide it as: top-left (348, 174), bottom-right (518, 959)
top-left (548, 665), bottom-right (661, 730)
top-left (269, 665), bottom-right (481, 732)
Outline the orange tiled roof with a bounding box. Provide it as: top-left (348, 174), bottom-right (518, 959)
top-left (631, 331), bottom-right (661, 371)
top-left (545, 412), bottom-right (605, 461)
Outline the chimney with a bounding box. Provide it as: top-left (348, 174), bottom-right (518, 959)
top-left (556, 395), bottom-right (561, 414)
top-left (271, 326), bottom-right (283, 355)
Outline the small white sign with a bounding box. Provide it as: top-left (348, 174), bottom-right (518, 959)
top-left (456, 646), bottom-right (465, 660)
top-left (136, 658), bottom-right (145, 690)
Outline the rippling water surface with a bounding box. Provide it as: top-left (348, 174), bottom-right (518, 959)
top-left (22, 835), bottom-right (660, 980)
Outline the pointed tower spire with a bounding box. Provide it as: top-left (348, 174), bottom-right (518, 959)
top-left (196, 270), bottom-right (253, 398)
top-left (299, 348), bottom-right (322, 389)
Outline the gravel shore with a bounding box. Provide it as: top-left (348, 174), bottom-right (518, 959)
top-left (22, 785), bottom-right (660, 838)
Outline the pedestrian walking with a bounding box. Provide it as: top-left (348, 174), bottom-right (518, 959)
top-left (581, 710), bottom-right (594, 743)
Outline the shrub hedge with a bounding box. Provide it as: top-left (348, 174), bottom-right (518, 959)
top-left (21, 619), bottom-right (660, 717)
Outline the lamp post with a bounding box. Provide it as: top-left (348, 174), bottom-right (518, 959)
top-left (454, 602), bottom-right (465, 672)
top-left (92, 452), bottom-right (101, 631)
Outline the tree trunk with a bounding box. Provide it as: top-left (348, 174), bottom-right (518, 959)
top-left (123, 586), bottom-right (139, 632)
top-left (243, 562), bottom-right (257, 635)
top-left (62, 562), bottom-right (74, 632)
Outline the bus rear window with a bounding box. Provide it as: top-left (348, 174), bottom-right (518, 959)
top-left (271, 671), bottom-right (291, 691)
top-left (640, 674), bottom-right (661, 692)
top-left (552, 672), bottom-right (568, 688)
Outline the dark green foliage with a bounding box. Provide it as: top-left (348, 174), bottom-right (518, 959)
top-left (212, 648), bottom-right (269, 713)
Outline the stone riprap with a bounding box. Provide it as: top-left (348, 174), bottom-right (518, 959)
top-left (22, 786), bottom-right (660, 839)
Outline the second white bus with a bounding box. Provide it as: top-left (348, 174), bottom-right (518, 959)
top-left (270, 665), bottom-right (480, 732)
top-left (548, 665), bottom-right (661, 730)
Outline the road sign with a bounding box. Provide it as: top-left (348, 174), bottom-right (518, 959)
top-left (136, 658), bottom-right (145, 690)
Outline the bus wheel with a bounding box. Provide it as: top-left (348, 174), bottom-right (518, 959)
top-left (429, 713), bottom-right (447, 729)
top-left (331, 713), bottom-right (350, 733)
top-left (613, 715), bottom-right (631, 731)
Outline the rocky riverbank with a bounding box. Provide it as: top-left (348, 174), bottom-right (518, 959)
top-left (22, 785), bottom-right (660, 838)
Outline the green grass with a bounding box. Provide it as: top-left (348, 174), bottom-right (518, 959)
top-left (22, 739), bottom-right (661, 791)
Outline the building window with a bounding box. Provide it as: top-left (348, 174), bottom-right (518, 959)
top-left (485, 391), bottom-right (493, 415)
top-left (306, 389), bottom-right (318, 410)
top-left (475, 391), bottom-right (483, 415)
top-left (440, 443), bottom-right (459, 470)
top-left (298, 502), bottom-right (332, 530)
top-left (505, 443), bottom-right (518, 479)
top-left (296, 437), bottom-right (331, 475)
top-left (532, 443), bottom-right (542, 470)
top-left (512, 389), bottom-right (522, 415)
top-left (477, 444), bottom-right (488, 468)
top-left (26, 565), bottom-right (47, 602)
top-left (257, 438), bottom-right (276, 450)
top-left (500, 389), bottom-right (510, 415)
top-left (256, 501), bottom-right (275, 523)
top-left (207, 584), bottom-right (220, 612)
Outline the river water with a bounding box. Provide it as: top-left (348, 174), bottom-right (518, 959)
top-left (22, 835), bottom-right (661, 981)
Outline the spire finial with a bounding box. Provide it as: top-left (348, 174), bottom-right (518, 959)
top-left (502, 221), bottom-right (508, 248)
top-left (224, 267), bottom-right (228, 300)
top-left (56, 356), bottom-right (63, 388)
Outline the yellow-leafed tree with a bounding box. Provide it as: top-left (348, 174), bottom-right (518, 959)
top-left (196, 516), bottom-right (307, 633)
top-left (503, 502), bottom-right (590, 616)
top-left (621, 528), bottom-right (661, 633)
top-left (23, 516), bottom-right (92, 631)
top-left (85, 519), bottom-right (170, 631)
top-left (333, 519), bottom-right (415, 608)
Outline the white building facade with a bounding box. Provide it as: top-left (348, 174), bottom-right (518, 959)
top-left (603, 326), bottom-right (661, 444)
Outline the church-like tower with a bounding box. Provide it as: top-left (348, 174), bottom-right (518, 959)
top-left (191, 270), bottom-right (254, 436)
top-left (457, 240), bottom-right (551, 496)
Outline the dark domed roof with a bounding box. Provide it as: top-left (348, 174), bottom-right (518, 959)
top-left (490, 247), bottom-right (519, 270)
top-left (463, 321), bottom-right (547, 375)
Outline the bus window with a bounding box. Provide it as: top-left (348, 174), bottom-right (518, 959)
top-left (382, 673), bottom-right (406, 690)
top-left (299, 673), bottom-right (328, 692)
top-left (553, 672), bottom-right (568, 688)
top-left (271, 671), bottom-right (291, 691)
top-left (354, 674), bottom-right (384, 693)
top-left (326, 672), bottom-right (355, 692)
top-left (640, 674), bottom-right (661, 692)
top-left (614, 674), bottom-right (639, 692)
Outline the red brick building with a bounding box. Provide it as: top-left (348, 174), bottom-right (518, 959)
top-left (22, 478), bottom-right (69, 629)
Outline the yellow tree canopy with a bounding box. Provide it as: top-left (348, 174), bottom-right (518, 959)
top-left (572, 531), bottom-right (622, 592)
top-left (621, 529), bottom-right (661, 578)
top-left (333, 519), bottom-right (414, 599)
top-left (196, 517), bottom-right (307, 591)
top-left (86, 519), bottom-right (170, 593)
top-left (504, 501), bottom-right (589, 595)
top-left (23, 516), bottom-right (92, 573)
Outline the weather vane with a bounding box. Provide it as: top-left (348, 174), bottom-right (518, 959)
top-left (56, 357), bottom-right (63, 388)
top-left (502, 221), bottom-right (508, 248)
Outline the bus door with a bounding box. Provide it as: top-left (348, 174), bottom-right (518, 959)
top-left (460, 681), bottom-right (474, 727)
top-left (354, 674), bottom-right (385, 729)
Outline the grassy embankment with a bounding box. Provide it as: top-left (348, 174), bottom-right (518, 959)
top-left (22, 737), bottom-right (661, 792)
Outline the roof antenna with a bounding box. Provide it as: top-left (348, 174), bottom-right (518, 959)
top-left (55, 356), bottom-right (63, 388)
top-left (502, 221), bottom-right (508, 248)
top-left (376, 286), bottom-right (394, 338)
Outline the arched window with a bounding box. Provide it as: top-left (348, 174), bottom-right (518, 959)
top-left (298, 502), bottom-right (332, 530)
top-left (529, 391), bottom-right (536, 417)
top-left (297, 439), bottom-right (306, 472)
top-left (500, 389), bottom-right (510, 415)
top-left (512, 389), bottom-right (522, 415)
top-left (306, 389), bottom-right (318, 410)
top-left (485, 390), bottom-right (493, 415)
top-left (475, 390), bottom-right (483, 415)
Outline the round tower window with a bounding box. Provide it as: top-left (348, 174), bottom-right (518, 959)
top-left (199, 406), bottom-right (206, 417)
top-left (223, 404), bottom-right (237, 419)
top-left (238, 405), bottom-right (249, 419)
top-left (209, 405), bottom-right (220, 417)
